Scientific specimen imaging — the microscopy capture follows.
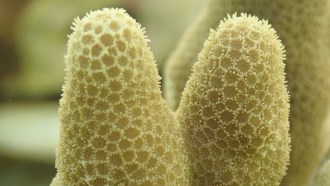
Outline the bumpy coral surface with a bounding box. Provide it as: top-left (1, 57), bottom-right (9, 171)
top-left (166, 0), bottom-right (330, 185)
top-left (54, 8), bottom-right (188, 185)
top-left (221, 1), bottom-right (330, 185)
top-left (177, 14), bottom-right (290, 185)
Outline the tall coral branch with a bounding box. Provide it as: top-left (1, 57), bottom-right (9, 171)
top-left (165, 0), bottom-right (330, 185)
top-left (176, 14), bottom-right (290, 185)
top-left (53, 8), bottom-right (188, 185)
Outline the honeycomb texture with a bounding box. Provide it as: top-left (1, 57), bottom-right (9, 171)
top-left (166, 0), bottom-right (330, 185)
top-left (54, 8), bottom-right (188, 185)
top-left (176, 14), bottom-right (290, 186)
top-left (312, 160), bottom-right (330, 186)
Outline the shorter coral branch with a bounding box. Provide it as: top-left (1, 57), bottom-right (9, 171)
top-left (52, 8), bottom-right (188, 185)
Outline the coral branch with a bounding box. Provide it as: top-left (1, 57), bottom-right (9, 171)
top-left (53, 8), bottom-right (188, 185)
top-left (176, 13), bottom-right (290, 185)
top-left (165, 0), bottom-right (330, 185)
top-left (164, 1), bottom-right (226, 110)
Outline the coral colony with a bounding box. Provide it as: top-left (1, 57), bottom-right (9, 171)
top-left (51, 3), bottom-right (330, 186)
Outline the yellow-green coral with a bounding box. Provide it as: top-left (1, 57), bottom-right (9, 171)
top-left (176, 14), bottom-right (290, 185)
top-left (312, 160), bottom-right (330, 186)
top-left (53, 8), bottom-right (188, 185)
top-left (164, 0), bottom-right (225, 110)
top-left (50, 176), bottom-right (58, 186)
top-left (51, 1), bottom-right (330, 185)
top-left (165, 0), bottom-right (330, 185)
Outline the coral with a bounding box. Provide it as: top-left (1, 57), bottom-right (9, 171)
top-left (5, 0), bottom-right (120, 98)
top-left (50, 176), bottom-right (58, 186)
top-left (311, 147), bottom-right (330, 185)
top-left (137, 0), bottom-right (205, 72)
top-left (165, 0), bottom-right (330, 185)
top-left (51, 1), bottom-right (330, 185)
top-left (176, 13), bottom-right (290, 185)
top-left (53, 8), bottom-right (188, 185)
top-left (311, 160), bottom-right (330, 186)
top-left (164, 0), bottom-right (223, 110)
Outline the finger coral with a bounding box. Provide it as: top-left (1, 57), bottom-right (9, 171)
top-left (176, 14), bottom-right (290, 185)
top-left (165, 0), bottom-right (330, 185)
top-left (53, 8), bottom-right (188, 185)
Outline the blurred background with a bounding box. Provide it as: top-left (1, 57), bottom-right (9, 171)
top-left (0, 0), bottom-right (204, 185)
